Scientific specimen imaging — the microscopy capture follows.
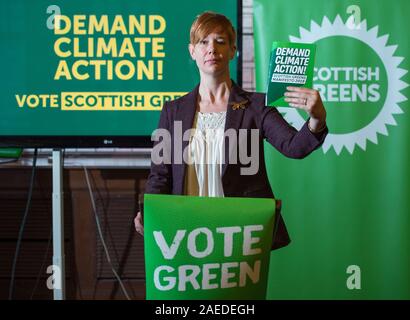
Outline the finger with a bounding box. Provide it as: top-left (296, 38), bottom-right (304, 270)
top-left (286, 86), bottom-right (315, 93)
top-left (137, 212), bottom-right (144, 225)
top-left (134, 217), bottom-right (142, 231)
top-left (284, 91), bottom-right (309, 99)
top-left (284, 97), bottom-right (307, 105)
top-left (135, 223), bottom-right (140, 232)
top-left (136, 224), bottom-right (144, 235)
top-left (288, 102), bottom-right (306, 109)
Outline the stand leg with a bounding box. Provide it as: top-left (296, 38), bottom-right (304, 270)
top-left (52, 149), bottom-right (65, 300)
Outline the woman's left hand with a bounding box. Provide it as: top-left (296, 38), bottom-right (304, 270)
top-left (284, 86), bottom-right (327, 132)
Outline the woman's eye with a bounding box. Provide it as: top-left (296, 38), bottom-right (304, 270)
top-left (200, 40), bottom-right (208, 45)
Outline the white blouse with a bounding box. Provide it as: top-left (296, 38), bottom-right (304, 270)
top-left (184, 111), bottom-right (227, 197)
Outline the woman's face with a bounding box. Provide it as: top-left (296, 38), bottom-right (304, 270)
top-left (189, 30), bottom-right (236, 77)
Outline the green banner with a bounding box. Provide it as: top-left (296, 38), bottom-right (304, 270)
top-left (144, 194), bottom-right (276, 300)
top-left (254, 0), bottom-right (410, 299)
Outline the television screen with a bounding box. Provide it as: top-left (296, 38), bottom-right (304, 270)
top-left (0, 0), bottom-right (241, 148)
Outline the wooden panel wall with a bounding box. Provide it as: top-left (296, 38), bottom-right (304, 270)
top-left (0, 168), bottom-right (149, 300)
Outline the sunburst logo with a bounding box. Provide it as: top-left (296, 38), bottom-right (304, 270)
top-left (278, 15), bottom-right (408, 155)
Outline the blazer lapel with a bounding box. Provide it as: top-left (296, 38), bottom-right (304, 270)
top-left (174, 85), bottom-right (199, 194)
top-left (222, 82), bottom-right (249, 177)
top-left (176, 84), bottom-right (199, 154)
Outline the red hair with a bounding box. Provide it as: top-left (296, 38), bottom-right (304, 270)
top-left (190, 11), bottom-right (236, 46)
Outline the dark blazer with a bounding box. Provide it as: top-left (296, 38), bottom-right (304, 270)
top-left (145, 81), bottom-right (328, 250)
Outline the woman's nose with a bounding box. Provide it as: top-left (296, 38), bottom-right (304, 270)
top-left (207, 41), bottom-right (217, 54)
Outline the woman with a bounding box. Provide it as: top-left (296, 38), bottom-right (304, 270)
top-left (135, 11), bottom-right (327, 250)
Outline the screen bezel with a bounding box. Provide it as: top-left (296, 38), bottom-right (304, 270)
top-left (0, 1), bottom-right (243, 148)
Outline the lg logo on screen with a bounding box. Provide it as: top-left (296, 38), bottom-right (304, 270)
top-left (346, 265), bottom-right (361, 290)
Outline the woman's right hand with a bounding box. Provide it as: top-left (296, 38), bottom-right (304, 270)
top-left (134, 211), bottom-right (144, 236)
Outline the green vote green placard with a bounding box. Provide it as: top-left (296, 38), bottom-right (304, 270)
top-left (143, 194), bottom-right (276, 300)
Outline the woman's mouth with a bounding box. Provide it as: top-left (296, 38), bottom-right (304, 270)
top-left (206, 59), bottom-right (220, 64)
